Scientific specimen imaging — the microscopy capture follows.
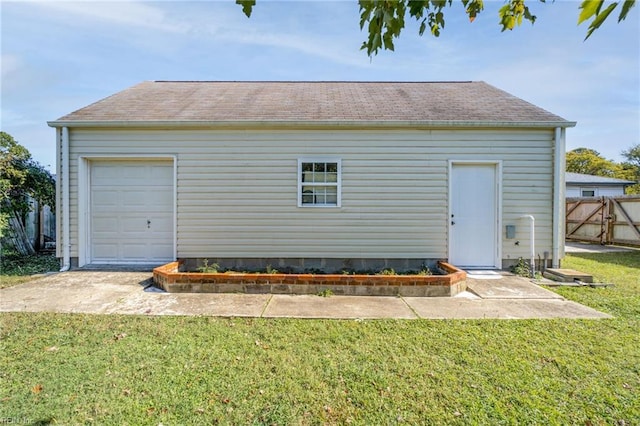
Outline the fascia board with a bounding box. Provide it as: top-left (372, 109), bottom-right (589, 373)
top-left (47, 119), bottom-right (577, 129)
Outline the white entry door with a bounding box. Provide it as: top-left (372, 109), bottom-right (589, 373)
top-left (90, 160), bottom-right (174, 264)
top-left (449, 163), bottom-right (499, 268)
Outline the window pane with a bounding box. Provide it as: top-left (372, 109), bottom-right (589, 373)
top-left (326, 163), bottom-right (338, 182)
top-left (326, 187), bottom-right (337, 204)
top-left (314, 162), bottom-right (326, 173)
top-left (301, 163), bottom-right (313, 182)
top-left (302, 187), bottom-right (314, 204)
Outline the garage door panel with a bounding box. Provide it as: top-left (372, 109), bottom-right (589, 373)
top-left (90, 161), bottom-right (174, 264)
top-left (150, 244), bottom-right (174, 258)
top-left (121, 217), bottom-right (149, 232)
top-left (92, 191), bottom-right (119, 208)
top-left (149, 191), bottom-right (174, 206)
top-left (150, 169), bottom-right (174, 184)
top-left (92, 244), bottom-right (119, 260)
top-left (92, 217), bottom-right (119, 231)
top-left (122, 244), bottom-right (149, 259)
top-left (122, 191), bottom-right (153, 207)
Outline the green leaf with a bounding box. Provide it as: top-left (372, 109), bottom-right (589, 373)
top-left (359, 5), bottom-right (371, 29)
top-left (618, 0), bottom-right (636, 21)
top-left (524, 7), bottom-right (537, 24)
top-left (584, 2), bottom-right (618, 39)
top-left (235, 0), bottom-right (255, 18)
top-left (383, 33), bottom-right (395, 50)
top-left (578, 0), bottom-right (604, 24)
top-left (419, 20), bottom-right (427, 35)
top-left (372, 32), bottom-right (382, 52)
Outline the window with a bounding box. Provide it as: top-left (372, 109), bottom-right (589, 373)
top-left (581, 188), bottom-right (597, 197)
top-left (298, 159), bottom-right (341, 207)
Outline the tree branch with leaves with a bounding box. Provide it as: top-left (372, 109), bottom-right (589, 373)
top-left (1, 131), bottom-right (56, 255)
top-left (236, 0), bottom-right (636, 57)
top-left (566, 146), bottom-right (640, 195)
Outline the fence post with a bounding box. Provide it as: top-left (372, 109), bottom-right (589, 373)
top-left (605, 198), bottom-right (614, 245)
top-left (599, 196), bottom-right (605, 245)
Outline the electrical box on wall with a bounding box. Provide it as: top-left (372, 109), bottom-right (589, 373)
top-left (506, 225), bottom-right (516, 239)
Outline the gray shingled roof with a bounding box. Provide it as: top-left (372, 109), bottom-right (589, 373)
top-left (566, 172), bottom-right (635, 185)
top-left (50, 81), bottom-right (574, 127)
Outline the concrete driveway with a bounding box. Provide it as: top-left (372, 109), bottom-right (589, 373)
top-left (0, 270), bottom-right (610, 319)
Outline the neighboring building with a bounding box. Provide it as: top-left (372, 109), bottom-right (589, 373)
top-left (566, 172), bottom-right (635, 197)
top-left (48, 81), bottom-right (575, 271)
top-left (24, 197), bottom-right (56, 251)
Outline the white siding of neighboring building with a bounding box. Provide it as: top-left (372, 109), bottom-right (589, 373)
top-left (64, 128), bottom-right (555, 265)
top-left (566, 185), bottom-right (627, 197)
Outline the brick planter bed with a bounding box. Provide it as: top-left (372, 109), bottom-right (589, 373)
top-left (153, 261), bottom-right (467, 297)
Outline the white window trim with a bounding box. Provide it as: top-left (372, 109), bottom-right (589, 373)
top-left (297, 158), bottom-right (342, 208)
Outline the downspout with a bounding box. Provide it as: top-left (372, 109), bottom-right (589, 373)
top-left (552, 127), bottom-right (566, 268)
top-left (520, 215), bottom-right (535, 277)
top-left (60, 126), bottom-right (71, 272)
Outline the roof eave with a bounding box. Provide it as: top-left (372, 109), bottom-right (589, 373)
top-left (567, 181), bottom-right (635, 186)
top-left (47, 119), bottom-right (577, 129)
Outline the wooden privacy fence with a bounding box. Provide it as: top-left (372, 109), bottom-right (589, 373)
top-left (566, 196), bottom-right (640, 247)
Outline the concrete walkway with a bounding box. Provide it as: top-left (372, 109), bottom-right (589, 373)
top-left (565, 242), bottom-right (637, 253)
top-left (0, 270), bottom-right (610, 319)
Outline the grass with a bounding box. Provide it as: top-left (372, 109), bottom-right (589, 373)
top-left (558, 251), bottom-right (640, 318)
top-left (0, 250), bottom-right (59, 288)
top-left (1, 251), bottom-right (639, 424)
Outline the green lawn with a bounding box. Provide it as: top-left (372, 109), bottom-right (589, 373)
top-left (1, 252), bottom-right (639, 425)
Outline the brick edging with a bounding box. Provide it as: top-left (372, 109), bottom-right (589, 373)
top-left (153, 261), bottom-right (467, 297)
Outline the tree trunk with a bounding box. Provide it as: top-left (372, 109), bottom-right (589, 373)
top-left (2, 210), bottom-right (36, 255)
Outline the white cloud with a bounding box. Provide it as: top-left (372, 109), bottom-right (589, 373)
top-left (1, 54), bottom-right (22, 78)
top-left (177, 1), bottom-right (376, 69)
top-left (32, 0), bottom-right (188, 33)
top-left (217, 29), bottom-right (369, 68)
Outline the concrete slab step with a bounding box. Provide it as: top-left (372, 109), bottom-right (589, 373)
top-left (544, 268), bottom-right (593, 283)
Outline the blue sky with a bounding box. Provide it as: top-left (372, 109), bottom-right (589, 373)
top-left (1, 0), bottom-right (638, 171)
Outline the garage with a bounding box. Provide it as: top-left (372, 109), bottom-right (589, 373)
top-left (89, 160), bottom-right (174, 264)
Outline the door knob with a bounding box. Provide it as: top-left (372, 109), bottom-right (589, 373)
top-left (147, 219), bottom-right (151, 228)
top-left (451, 221), bottom-right (455, 225)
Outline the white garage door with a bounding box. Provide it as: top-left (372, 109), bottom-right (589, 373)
top-left (90, 160), bottom-right (174, 264)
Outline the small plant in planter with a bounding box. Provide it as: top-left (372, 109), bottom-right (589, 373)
top-left (378, 268), bottom-right (397, 276)
top-left (197, 259), bottom-right (220, 273)
top-left (420, 262), bottom-right (433, 276)
top-left (416, 267), bottom-right (433, 276)
top-left (265, 264), bottom-right (279, 274)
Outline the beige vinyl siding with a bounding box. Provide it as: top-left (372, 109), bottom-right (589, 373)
top-left (67, 128), bottom-right (554, 262)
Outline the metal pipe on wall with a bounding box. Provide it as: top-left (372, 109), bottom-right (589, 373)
top-left (520, 215), bottom-right (535, 277)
